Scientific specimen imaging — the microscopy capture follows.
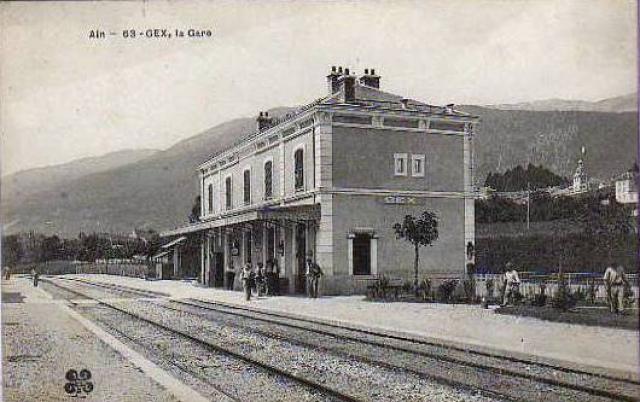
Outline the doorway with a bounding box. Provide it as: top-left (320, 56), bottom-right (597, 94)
top-left (212, 252), bottom-right (224, 288)
top-left (353, 234), bottom-right (371, 275)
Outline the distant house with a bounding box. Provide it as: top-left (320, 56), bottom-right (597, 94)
top-left (615, 172), bottom-right (638, 205)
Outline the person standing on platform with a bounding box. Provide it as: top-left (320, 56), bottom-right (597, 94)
top-left (225, 261), bottom-right (236, 291)
top-left (501, 262), bottom-right (520, 306)
top-left (604, 264), bottom-right (629, 314)
top-left (255, 262), bottom-right (265, 297)
top-left (241, 263), bottom-right (254, 301)
top-left (264, 259), bottom-right (274, 296)
top-left (306, 258), bottom-right (323, 298)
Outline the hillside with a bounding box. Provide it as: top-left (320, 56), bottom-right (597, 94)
top-left (487, 93), bottom-right (637, 113)
top-left (1, 149), bottom-right (158, 204)
top-left (459, 106), bottom-right (637, 182)
top-left (1, 106), bottom-right (636, 236)
top-left (1, 108), bottom-right (294, 236)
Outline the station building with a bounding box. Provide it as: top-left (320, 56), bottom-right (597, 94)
top-left (161, 67), bottom-right (478, 295)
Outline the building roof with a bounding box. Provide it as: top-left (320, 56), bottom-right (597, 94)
top-left (199, 79), bottom-right (475, 170)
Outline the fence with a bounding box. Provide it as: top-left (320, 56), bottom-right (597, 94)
top-left (13, 260), bottom-right (152, 278)
top-left (473, 272), bottom-right (640, 301)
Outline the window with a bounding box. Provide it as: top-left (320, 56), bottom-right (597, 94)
top-left (294, 148), bottom-right (304, 190)
top-left (225, 176), bottom-right (232, 209)
top-left (412, 154), bottom-right (425, 177)
top-left (394, 153), bottom-right (408, 176)
top-left (243, 169), bottom-right (251, 205)
top-left (207, 184), bottom-right (213, 213)
top-left (264, 160), bottom-right (273, 199)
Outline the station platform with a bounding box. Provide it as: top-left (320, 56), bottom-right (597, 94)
top-left (58, 274), bottom-right (639, 376)
top-left (1, 277), bottom-right (179, 402)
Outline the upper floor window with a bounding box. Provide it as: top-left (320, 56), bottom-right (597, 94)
top-left (264, 160), bottom-right (273, 199)
top-left (207, 183), bottom-right (213, 213)
top-left (394, 153), bottom-right (408, 176)
top-left (225, 176), bottom-right (232, 209)
top-left (243, 169), bottom-right (251, 205)
top-left (411, 154), bottom-right (425, 177)
top-left (294, 148), bottom-right (304, 190)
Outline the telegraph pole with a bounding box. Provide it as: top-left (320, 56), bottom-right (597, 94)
top-left (526, 182), bottom-right (531, 231)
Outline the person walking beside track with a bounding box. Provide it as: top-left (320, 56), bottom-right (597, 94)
top-left (241, 263), bottom-right (254, 301)
top-left (604, 264), bottom-right (629, 314)
top-left (31, 267), bottom-right (40, 287)
top-left (306, 257), bottom-right (323, 298)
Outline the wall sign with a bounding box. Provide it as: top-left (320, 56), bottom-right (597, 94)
top-left (383, 195), bottom-right (418, 205)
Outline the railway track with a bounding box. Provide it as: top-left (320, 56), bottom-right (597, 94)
top-left (45, 277), bottom-right (640, 402)
top-left (41, 281), bottom-right (359, 402)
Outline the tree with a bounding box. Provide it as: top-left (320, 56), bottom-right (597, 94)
top-left (393, 211), bottom-right (439, 295)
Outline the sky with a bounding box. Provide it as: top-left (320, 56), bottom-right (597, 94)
top-left (1, 0), bottom-right (637, 175)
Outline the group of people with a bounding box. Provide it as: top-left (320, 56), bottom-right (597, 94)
top-left (232, 257), bottom-right (324, 301)
top-left (237, 258), bottom-right (282, 301)
top-left (498, 261), bottom-right (631, 314)
top-left (3, 266), bottom-right (39, 287)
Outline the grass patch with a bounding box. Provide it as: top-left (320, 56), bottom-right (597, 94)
top-left (496, 305), bottom-right (639, 330)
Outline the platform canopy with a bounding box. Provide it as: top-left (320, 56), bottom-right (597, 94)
top-left (160, 204), bottom-right (320, 238)
top-left (160, 236), bottom-right (187, 249)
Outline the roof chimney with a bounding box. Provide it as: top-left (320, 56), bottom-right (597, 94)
top-left (256, 111), bottom-right (273, 132)
top-left (445, 104), bottom-right (455, 114)
top-left (400, 98), bottom-right (409, 109)
top-left (358, 67), bottom-right (380, 89)
top-left (340, 74), bottom-right (356, 103)
top-left (326, 65), bottom-right (342, 95)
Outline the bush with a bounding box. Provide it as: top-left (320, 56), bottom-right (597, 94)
top-left (438, 279), bottom-right (458, 303)
top-left (373, 275), bottom-right (390, 299)
top-left (419, 277), bottom-right (432, 301)
top-left (552, 272), bottom-right (577, 310)
top-left (623, 282), bottom-right (635, 308)
top-left (463, 278), bottom-right (476, 303)
top-left (531, 282), bottom-right (547, 307)
top-left (485, 279), bottom-right (495, 300)
top-left (587, 279), bottom-right (597, 304)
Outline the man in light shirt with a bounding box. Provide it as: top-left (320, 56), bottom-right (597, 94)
top-left (603, 264), bottom-right (628, 314)
top-left (501, 262), bottom-right (521, 306)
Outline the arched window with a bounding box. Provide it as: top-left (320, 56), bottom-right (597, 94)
top-left (207, 184), bottom-right (213, 213)
top-left (294, 148), bottom-right (304, 190)
top-left (243, 169), bottom-right (251, 205)
top-left (225, 176), bottom-right (232, 209)
top-left (264, 160), bottom-right (273, 199)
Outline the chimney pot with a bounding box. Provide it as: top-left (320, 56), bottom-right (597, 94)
top-left (364, 68), bottom-right (369, 75)
top-left (371, 69), bottom-right (375, 75)
top-left (265, 111), bottom-right (269, 117)
top-left (345, 68), bottom-right (350, 75)
top-left (332, 65), bottom-right (337, 72)
top-left (259, 111), bottom-right (263, 117)
top-left (338, 66), bottom-right (343, 73)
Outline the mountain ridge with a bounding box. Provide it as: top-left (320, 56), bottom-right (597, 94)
top-left (485, 92), bottom-right (637, 113)
top-left (1, 102), bottom-right (636, 236)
